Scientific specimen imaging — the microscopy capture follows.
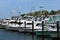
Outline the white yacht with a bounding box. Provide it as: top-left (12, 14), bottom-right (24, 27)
top-left (17, 20), bottom-right (26, 32)
top-left (45, 15), bottom-right (60, 31)
top-left (25, 21), bottom-right (49, 32)
top-left (1, 19), bottom-right (10, 26)
top-left (4, 19), bottom-right (19, 31)
top-left (17, 16), bottom-right (50, 33)
top-left (1, 16), bottom-right (20, 31)
top-left (18, 20), bottom-right (48, 33)
top-left (0, 19), bottom-right (11, 29)
top-left (17, 16), bottom-right (34, 32)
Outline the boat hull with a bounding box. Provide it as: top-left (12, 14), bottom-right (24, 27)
top-left (5, 25), bottom-right (19, 31)
top-left (35, 31), bottom-right (50, 36)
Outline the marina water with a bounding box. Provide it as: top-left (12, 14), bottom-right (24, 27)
top-left (0, 29), bottom-right (52, 40)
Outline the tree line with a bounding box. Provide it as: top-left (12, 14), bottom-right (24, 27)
top-left (21, 10), bottom-right (60, 17)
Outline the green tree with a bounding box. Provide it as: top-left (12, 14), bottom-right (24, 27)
top-left (57, 10), bottom-right (60, 14)
top-left (21, 14), bottom-right (26, 17)
top-left (42, 10), bottom-right (49, 16)
top-left (49, 10), bottom-right (57, 15)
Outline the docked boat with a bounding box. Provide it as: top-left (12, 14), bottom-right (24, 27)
top-left (1, 19), bottom-right (10, 26)
top-left (17, 20), bottom-right (26, 32)
top-left (35, 21), bottom-right (50, 36)
top-left (4, 19), bottom-right (19, 31)
top-left (17, 16), bottom-right (34, 32)
top-left (35, 15), bottom-right (60, 36)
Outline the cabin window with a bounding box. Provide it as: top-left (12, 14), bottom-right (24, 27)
top-left (51, 26), bottom-right (55, 28)
top-left (36, 23), bottom-right (41, 26)
top-left (3, 22), bottom-right (7, 24)
top-left (18, 22), bottom-right (23, 24)
top-left (27, 23), bottom-right (32, 25)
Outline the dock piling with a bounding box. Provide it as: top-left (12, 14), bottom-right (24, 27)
top-left (24, 21), bottom-right (26, 33)
top-left (24, 21), bottom-right (26, 40)
top-left (42, 21), bottom-right (44, 40)
top-left (57, 21), bottom-right (59, 40)
top-left (32, 21), bottom-right (34, 40)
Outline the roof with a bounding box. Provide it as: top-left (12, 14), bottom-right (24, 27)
top-left (11, 16), bottom-right (20, 18)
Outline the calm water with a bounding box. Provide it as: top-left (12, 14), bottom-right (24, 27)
top-left (0, 29), bottom-right (52, 40)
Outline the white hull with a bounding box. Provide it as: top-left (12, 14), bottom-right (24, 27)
top-left (5, 24), bottom-right (19, 31)
top-left (18, 27), bottom-right (25, 32)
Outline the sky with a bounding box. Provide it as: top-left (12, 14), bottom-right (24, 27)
top-left (0, 0), bottom-right (60, 19)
